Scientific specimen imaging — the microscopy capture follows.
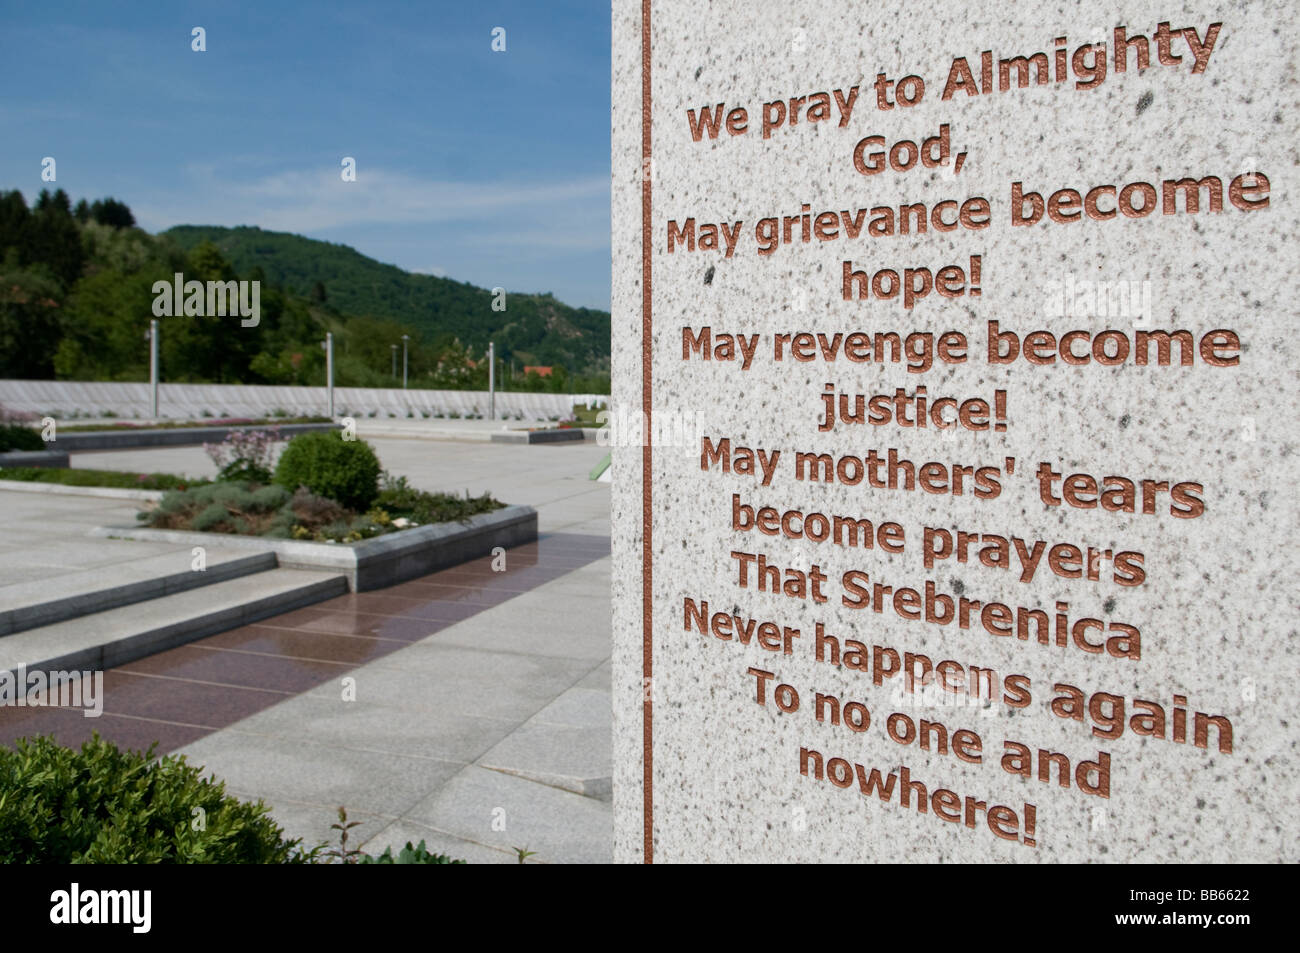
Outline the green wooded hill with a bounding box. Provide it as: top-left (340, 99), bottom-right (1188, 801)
top-left (0, 188), bottom-right (608, 394)
top-left (164, 225), bottom-right (610, 375)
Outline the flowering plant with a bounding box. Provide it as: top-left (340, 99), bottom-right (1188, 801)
top-left (203, 427), bottom-right (283, 483)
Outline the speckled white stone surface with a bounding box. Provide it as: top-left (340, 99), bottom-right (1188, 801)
top-left (612, 0), bottom-right (1298, 862)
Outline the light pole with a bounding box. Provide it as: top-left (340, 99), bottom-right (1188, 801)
top-left (324, 333), bottom-right (335, 418)
top-left (391, 344), bottom-right (397, 380)
top-left (488, 341), bottom-right (495, 420)
top-left (147, 320), bottom-right (159, 419)
top-left (402, 334), bottom-right (409, 389)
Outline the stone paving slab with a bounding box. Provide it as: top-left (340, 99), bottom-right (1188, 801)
top-left (0, 568), bottom-right (347, 676)
top-left (479, 699), bottom-right (612, 799)
top-left (528, 685), bottom-right (611, 729)
top-left (180, 733), bottom-right (466, 819)
top-left (250, 795), bottom-right (394, 858)
top-left (424, 595), bottom-right (611, 661)
top-left (299, 645), bottom-right (596, 722)
top-left (0, 489), bottom-right (181, 591)
top-left (213, 692), bottom-right (521, 765)
top-left (400, 763), bottom-right (612, 865)
top-left (178, 556), bottom-right (614, 863)
top-left (0, 548), bottom-right (274, 635)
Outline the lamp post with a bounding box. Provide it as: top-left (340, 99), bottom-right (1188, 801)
top-left (391, 344), bottom-right (397, 380)
top-left (488, 341), bottom-right (495, 420)
top-left (402, 334), bottom-right (409, 389)
top-left (147, 320), bottom-right (159, 419)
top-left (324, 333), bottom-right (335, 418)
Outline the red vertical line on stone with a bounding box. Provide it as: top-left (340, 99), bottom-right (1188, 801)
top-left (640, 0), bottom-right (655, 865)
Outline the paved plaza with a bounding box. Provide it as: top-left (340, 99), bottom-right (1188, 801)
top-left (0, 428), bottom-right (612, 863)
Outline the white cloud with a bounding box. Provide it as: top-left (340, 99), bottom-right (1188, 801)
top-left (136, 165), bottom-right (608, 235)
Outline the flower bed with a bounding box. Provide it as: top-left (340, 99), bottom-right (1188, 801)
top-left (57, 415), bottom-right (332, 432)
top-left (138, 477), bottom-right (502, 544)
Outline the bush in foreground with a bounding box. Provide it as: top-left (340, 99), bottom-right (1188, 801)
top-left (0, 735), bottom-right (310, 863)
top-left (0, 424), bottom-right (44, 452)
top-left (359, 841), bottom-right (466, 864)
top-left (273, 430), bottom-right (381, 511)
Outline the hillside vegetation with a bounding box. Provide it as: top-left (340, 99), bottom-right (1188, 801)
top-left (165, 225), bottom-right (610, 375)
top-left (0, 190), bottom-right (609, 393)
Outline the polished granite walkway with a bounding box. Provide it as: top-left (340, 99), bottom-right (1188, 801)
top-left (0, 533), bottom-right (607, 753)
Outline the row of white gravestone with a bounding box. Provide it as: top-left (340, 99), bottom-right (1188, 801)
top-left (0, 380), bottom-right (605, 423)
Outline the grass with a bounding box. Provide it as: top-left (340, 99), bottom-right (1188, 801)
top-left (0, 467), bottom-right (208, 491)
top-left (58, 416), bottom-right (331, 433)
top-left (569, 404), bottom-right (605, 426)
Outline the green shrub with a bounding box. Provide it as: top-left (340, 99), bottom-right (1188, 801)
top-left (273, 431), bottom-right (380, 511)
top-left (250, 484), bottom-right (290, 509)
top-left (376, 473), bottom-right (504, 525)
top-left (0, 425), bottom-right (46, 452)
top-left (140, 482), bottom-right (381, 542)
top-left (193, 501), bottom-right (231, 531)
top-left (359, 840), bottom-right (466, 864)
top-left (0, 734), bottom-right (313, 863)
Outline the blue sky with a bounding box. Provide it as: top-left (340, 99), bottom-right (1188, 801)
top-left (0, 0), bottom-right (612, 309)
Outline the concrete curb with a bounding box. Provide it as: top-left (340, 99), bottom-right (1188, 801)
top-left (0, 479), bottom-right (164, 501)
top-left (490, 429), bottom-right (586, 445)
top-left (0, 449), bottom-right (69, 468)
top-left (90, 504), bottom-right (539, 591)
top-left (50, 421), bottom-right (336, 452)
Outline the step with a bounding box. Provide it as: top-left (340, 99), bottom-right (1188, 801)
top-left (0, 549), bottom-right (278, 636)
top-left (0, 568), bottom-right (348, 680)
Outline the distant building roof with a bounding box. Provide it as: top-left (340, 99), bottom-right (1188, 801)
top-left (523, 365), bottom-right (553, 377)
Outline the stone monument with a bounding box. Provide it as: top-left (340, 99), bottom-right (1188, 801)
top-left (611, 0), bottom-right (1297, 862)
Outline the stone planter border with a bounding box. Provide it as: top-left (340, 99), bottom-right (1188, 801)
top-left (91, 503), bottom-right (538, 591)
top-left (0, 449), bottom-right (69, 468)
top-left (490, 428), bottom-right (586, 445)
top-left (49, 421), bottom-right (337, 452)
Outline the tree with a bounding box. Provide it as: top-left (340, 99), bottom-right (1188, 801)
top-left (24, 194), bottom-right (84, 288)
top-left (0, 266), bottom-right (63, 377)
top-left (0, 191), bottom-right (30, 257)
top-left (90, 197), bottom-right (135, 229)
top-left (159, 242), bottom-right (260, 383)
